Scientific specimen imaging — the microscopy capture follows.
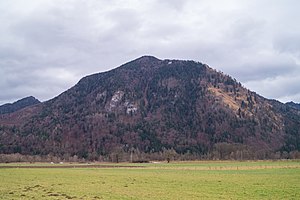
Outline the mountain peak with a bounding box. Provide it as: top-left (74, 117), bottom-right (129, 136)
top-left (135, 55), bottom-right (161, 62)
top-left (126, 55), bottom-right (162, 67)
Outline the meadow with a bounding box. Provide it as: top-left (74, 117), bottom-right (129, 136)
top-left (0, 160), bottom-right (299, 199)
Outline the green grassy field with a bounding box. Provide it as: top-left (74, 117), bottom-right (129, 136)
top-left (0, 160), bottom-right (299, 199)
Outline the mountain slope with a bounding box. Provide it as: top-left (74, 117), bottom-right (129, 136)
top-left (0, 96), bottom-right (40, 115)
top-left (0, 56), bottom-right (299, 160)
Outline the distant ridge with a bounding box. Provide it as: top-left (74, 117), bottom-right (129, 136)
top-left (286, 101), bottom-right (300, 110)
top-left (0, 96), bottom-right (40, 114)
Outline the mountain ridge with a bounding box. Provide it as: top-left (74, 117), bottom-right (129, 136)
top-left (286, 101), bottom-right (300, 110)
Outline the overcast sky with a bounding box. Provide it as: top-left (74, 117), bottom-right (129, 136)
top-left (0, 0), bottom-right (300, 105)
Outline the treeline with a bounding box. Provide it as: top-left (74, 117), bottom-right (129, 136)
top-left (0, 153), bottom-right (85, 163)
top-left (107, 143), bottom-right (300, 162)
top-left (1, 143), bottom-right (300, 163)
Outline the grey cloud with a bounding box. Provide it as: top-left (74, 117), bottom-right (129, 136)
top-left (274, 34), bottom-right (300, 62)
top-left (223, 55), bottom-right (298, 82)
top-left (244, 70), bottom-right (300, 102)
top-left (1, 0), bottom-right (300, 104)
top-left (157, 0), bottom-right (187, 11)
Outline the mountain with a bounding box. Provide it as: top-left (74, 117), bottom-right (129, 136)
top-left (0, 56), bottom-right (299, 161)
top-left (286, 102), bottom-right (300, 110)
top-left (0, 96), bottom-right (40, 115)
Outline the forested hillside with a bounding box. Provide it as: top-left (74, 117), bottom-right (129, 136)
top-left (0, 56), bottom-right (299, 161)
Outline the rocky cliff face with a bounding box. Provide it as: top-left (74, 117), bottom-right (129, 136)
top-left (0, 56), bottom-right (299, 160)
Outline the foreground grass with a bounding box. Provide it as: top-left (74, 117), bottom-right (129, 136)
top-left (0, 160), bottom-right (299, 199)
